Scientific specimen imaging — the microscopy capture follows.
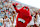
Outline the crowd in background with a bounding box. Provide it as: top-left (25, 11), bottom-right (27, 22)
top-left (0, 0), bottom-right (40, 27)
top-left (0, 0), bottom-right (17, 27)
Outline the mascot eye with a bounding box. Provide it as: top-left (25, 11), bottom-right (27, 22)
top-left (24, 8), bottom-right (26, 9)
top-left (26, 8), bottom-right (28, 11)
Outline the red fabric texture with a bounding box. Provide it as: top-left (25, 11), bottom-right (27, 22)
top-left (13, 3), bottom-right (32, 27)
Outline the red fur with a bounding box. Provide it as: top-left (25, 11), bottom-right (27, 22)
top-left (12, 3), bottom-right (32, 27)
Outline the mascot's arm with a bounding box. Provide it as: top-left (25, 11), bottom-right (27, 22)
top-left (13, 5), bottom-right (20, 13)
top-left (28, 16), bottom-right (32, 24)
top-left (26, 16), bottom-right (32, 24)
top-left (28, 16), bottom-right (32, 23)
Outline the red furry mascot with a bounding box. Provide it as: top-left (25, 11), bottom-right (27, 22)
top-left (12, 3), bottom-right (32, 27)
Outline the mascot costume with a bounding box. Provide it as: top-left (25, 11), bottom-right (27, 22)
top-left (12, 3), bottom-right (32, 27)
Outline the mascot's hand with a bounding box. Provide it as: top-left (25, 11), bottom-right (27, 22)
top-left (12, 2), bottom-right (19, 7)
top-left (13, 5), bottom-right (16, 7)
